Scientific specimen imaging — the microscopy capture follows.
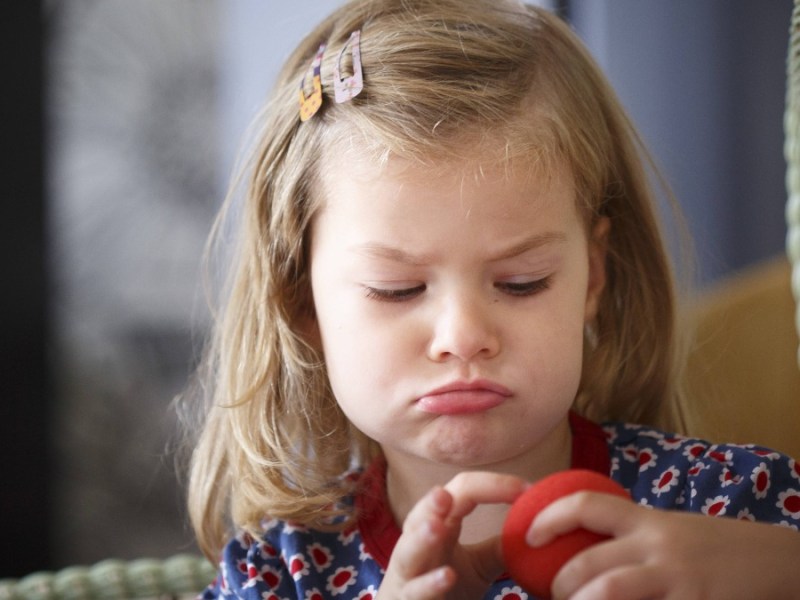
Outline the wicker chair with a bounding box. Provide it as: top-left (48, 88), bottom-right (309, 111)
top-left (0, 554), bottom-right (215, 600)
top-left (785, 0), bottom-right (800, 364)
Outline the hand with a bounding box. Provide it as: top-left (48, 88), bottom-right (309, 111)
top-left (377, 472), bottom-right (526, 600)
top-left (527, 491), bottom-right (800, 600)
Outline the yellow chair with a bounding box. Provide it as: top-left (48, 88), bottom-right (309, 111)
top-left (681, 257), bottom-right (800, 459)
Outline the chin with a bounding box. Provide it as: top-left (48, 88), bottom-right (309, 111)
top-left (421, 426), bottom-right (505, 467)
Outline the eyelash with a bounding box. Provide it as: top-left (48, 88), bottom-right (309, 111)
top-left (364, 285), bottom-right (426, 302)
top-left (364, 278), bottom-right (551, 302)
top-left (494, 277), bottom-right (552, 296)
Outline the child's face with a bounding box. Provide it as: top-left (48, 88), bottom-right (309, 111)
top-left (309, 152), bottom-right (607, 475)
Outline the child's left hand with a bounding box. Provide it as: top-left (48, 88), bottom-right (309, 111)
top-left (528, 491), bottom-right (800, 599)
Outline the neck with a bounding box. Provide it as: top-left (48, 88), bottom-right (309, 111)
top-left (382, 416), bottom-right (572, 543)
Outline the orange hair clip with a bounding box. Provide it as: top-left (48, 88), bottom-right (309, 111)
top-left (299, 43), bottom-right (326, 122)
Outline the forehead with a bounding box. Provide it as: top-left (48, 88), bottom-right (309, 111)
top-left (315, 134), bottom-right (576, 220)
top-left (318, 131), bottom-right (567, 196)
top-left (312, 145), bottom-right (583, 254)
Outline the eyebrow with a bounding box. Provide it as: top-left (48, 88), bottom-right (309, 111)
top-left (351, 231), bottom-right (568, 265)
top-left (490, 231), bottom-right (568, 261)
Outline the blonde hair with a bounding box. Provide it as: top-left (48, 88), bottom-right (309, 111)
top-left (187, 0), bottom-right (683, 559)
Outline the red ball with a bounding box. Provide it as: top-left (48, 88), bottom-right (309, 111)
top-left (502, 469), bottom-right (630, 599)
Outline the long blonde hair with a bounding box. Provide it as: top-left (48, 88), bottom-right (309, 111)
top-left (188, 0), bottom-right (683, 560)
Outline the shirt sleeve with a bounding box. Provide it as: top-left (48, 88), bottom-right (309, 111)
top-left (606, 422), bottom-right (800, 530)
top-left (684, 443), bottom-right (800, 526)
top-left (199, 518), bottom-right (384, 600)
top-left (199, 528), bottom-right (296, 599)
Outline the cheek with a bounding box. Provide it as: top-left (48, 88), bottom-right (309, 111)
top-left (315, 307), bottom-right (399, 404)
top-left (520, 289), bottom-right (587, 381)
top-left (321, 329), bottom-right (402, 443)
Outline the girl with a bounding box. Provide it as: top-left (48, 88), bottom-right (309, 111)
top-left (188, 0), bottom-right (800, 598)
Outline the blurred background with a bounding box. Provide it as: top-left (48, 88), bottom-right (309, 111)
top-left (1, 0), bottom-right (792, 578)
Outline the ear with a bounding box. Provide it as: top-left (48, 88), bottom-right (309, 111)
top-left (584, 216), bottom-right (610, 323)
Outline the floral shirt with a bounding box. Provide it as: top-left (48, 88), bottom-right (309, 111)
top-left (201, 413), bottom-right (800, 599)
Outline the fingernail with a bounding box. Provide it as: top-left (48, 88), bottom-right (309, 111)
top-left (430, 486), bottom-right (449, 510)
top-left (433, 566), bottom-right (452, 590)
top-left (423, 519), bottom-right (439, 541)
top-left (526, 527), bottom-right (547, 548)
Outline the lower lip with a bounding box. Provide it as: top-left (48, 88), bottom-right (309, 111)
top-left (417, 391), bottom-right (507, 415)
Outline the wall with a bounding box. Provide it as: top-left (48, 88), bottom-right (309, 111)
top-left (571, 0), bottom-right (793, 284)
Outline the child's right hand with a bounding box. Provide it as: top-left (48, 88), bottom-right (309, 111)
top-left (376, 472), bottom-right (527, 600)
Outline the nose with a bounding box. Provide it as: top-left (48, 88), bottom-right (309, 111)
top-left (426, 292), bottom-right (501, 362)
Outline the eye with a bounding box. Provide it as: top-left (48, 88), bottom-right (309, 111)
top-left (364, 284), bottom-right (426, 302)
top-left (494, 277), bottom-right (551, 297)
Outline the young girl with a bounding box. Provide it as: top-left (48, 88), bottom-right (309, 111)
top-left (188, 0), bottom-right (800, 598)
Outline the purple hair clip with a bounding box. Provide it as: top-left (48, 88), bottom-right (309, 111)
top-left (333, 30), bottom-right (364, 103)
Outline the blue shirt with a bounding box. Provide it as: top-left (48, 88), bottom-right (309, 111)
top-left (201, 414), bottom-right (800, 599)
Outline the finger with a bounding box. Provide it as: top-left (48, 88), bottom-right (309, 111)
top-left (382, 565), bottom-right (456, 600)
top-left (556, 564), bottom-right (667, 600)
top-left (550, 534), bottom-right (642, 598)
top-left (402, 485), bottom-right (452, 534)
top-left (390, 487), bottom-right (454, 578)
top-left (443, 472), bottom-right (528, 520)
top-left (527, 491), bottom-right (640, 547)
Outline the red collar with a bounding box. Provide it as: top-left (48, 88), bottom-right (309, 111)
top-left (355, 412), bottom-right (610, 570)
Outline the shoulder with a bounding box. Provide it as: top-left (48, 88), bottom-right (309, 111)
top-left (201, 520), bottom-right (383, 599)
top-left (200, 472), bottom-right (385, 598)
top-left (603, 421), bottom-right (800, 529)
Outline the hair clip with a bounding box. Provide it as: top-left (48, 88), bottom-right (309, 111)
top-left (299, 43), bottom-right (326, 122)
top-left (333, 30), bottom-right (364, 103)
